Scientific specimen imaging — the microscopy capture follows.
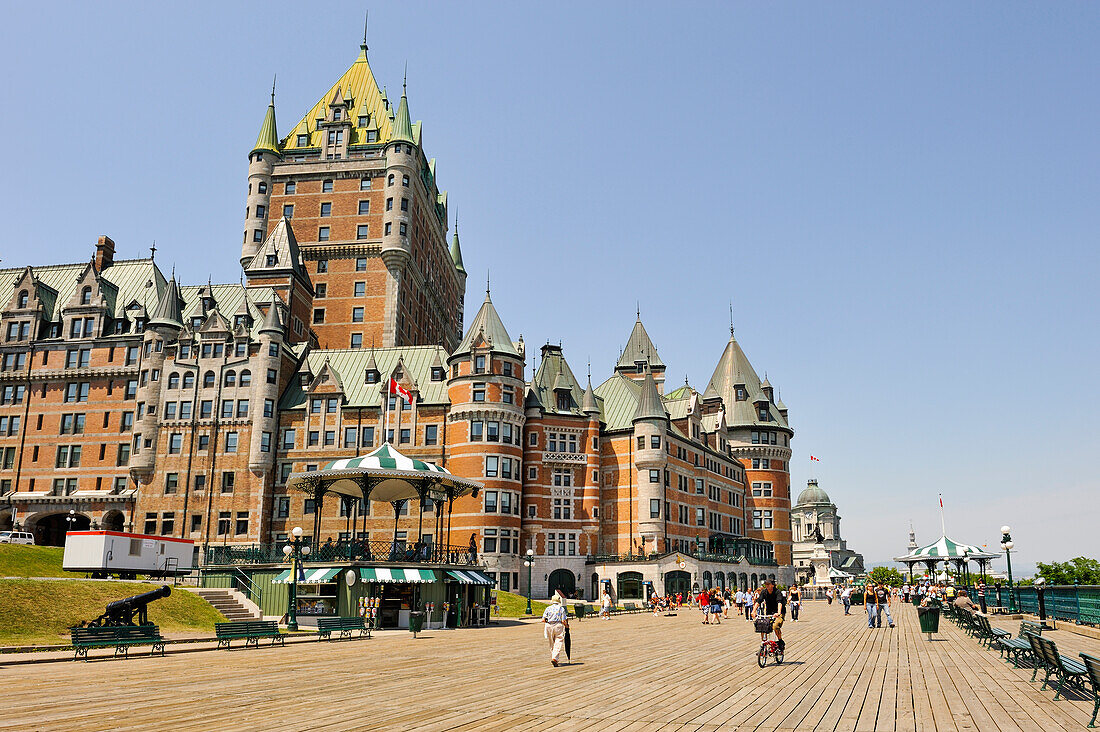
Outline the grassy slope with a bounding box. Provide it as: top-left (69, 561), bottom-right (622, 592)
top-left (494, 590), bottom-right (549, 617)
top-left (0, 580), bottom-right (225, 646)
top-left (0, 544), bottom-right (82, 578)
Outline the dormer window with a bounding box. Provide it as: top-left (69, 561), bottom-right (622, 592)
top-left (296, 134), bottom-right (308, 147)
top-left (265, 255), bottom-right (277, 267)
top-left (758, 407), bottom-right (769, 421)
top-left (431, 367), bottom-right (445, 382)
top-left (635, 360), bottom-right (645, 374)
top-left (736, 387), bottom-right (746, 400)
top-left (17, 290), bottom-right (29, 308)
top-left (358, 116), bottom-right (368, 127)
top-left (366, 130), bottom-right (378, 143)
top-left (365, 369), bottom-right (379, 384)
top-left (80, 287), bottom-right (92, 305)
top-left (333, 108), bottom-right (341, 121)
top-left (191, 317), bottom-right (203, 329)
top-left (556, 393), bottom-right (570, 411)
top-left (474, 355), bottom-right (486, 374)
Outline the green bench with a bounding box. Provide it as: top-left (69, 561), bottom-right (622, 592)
top-left (1079, 653), bottom-right (1100, 728)
top-left (1027, 633), bottom-right (1087, 701)
top-left (316, 616), bottom-right (370, 641)
top-left (994, 620), bottom-right (1043, 667)
top-left (71, 625), bottom-right (166, 661)
top-left (215, 620), bottom-right (284, 649)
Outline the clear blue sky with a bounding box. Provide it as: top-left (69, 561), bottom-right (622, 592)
top-left (2, 2), bottom-right (1097, 573)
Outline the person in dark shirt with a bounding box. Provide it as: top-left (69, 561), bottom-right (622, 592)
top-left (753, 579), bottom-right (787, 650)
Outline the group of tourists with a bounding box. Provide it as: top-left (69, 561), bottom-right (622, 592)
top-left (902, 579), bottom-right (989, 613)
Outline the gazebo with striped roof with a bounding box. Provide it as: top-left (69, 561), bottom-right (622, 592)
top-left (286, 443), bottom-right (482, 553)
top-left (894, 534), bottom-right (999, 583)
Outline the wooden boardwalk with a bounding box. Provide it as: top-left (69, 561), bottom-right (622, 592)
top-left (4, 601), bottom-right (1097, 731)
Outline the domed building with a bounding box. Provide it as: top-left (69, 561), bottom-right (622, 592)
top-left (791, 479), bottom-right (865, 584)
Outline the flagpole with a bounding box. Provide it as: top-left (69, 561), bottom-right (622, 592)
top-left (939, 494), bottom-right (946, 536)
top-left (384, 382), bottom-right (390, 444)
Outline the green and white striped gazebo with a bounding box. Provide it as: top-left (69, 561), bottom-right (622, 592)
top-left (286, 443), bottom-right (482, 549)
top-left (894, 535), bottom-right (999, 583)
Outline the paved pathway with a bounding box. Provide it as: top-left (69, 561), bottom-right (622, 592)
top-left (4, 601), bottom-right (1097, 730)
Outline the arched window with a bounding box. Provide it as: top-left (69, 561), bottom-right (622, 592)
top-left (224, 370), bottom-right (236, 387)
top-left (203, 371), bottom-right (215, 388)
top-left (17, 290), bottom-right (28, 308)
top-left (183, 373), bottom-right (195, 389)
top-left (387, 173), bottom-right (394, 186)
top-left (702, 571), bottom-right (713, 589)
top-left (80, 286), bottom-right (92, 305)
top-left (239, 369), bottom-right (251, 386)
top-left (167, 373), bottom-right (179, 389)
top-left (257, 181), bottom-right (267, 194)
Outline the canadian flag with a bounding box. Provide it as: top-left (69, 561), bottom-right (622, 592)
top-left (810, 455), bottom-right (820, 462)
top-left (388, 378), bottom-right (412, 403)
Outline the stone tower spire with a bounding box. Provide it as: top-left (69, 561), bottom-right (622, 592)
top-left (242, 81), bottom-right (282, 268)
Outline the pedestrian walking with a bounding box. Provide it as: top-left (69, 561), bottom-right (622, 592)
top-left (826, 587), bottom-right (834, 605)
top-left (541, 596), bottom-right (569, 667)
top-left (874, 582), bottom-right (894, 628)
top-left (976, 580), bottom-right (987, 614)
top-left (789, 585), bottom-right (802, 621)
top-left (600, 589), bottom-right (612, 620)
top-left (709, 589), bottom-right (723, 624)
top-left (841, 586), bottom-right (852, 615)
top-left (722, 587), bottom-right (732, 619)
top-left (864, 584), bottom-right (877, 628)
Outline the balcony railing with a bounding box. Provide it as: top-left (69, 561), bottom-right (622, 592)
top-left (204, 539), bottom-right (478, 567)
top-left (588, 550), bottom-right (778, 567)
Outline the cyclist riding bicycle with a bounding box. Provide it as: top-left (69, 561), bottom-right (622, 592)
top-left (753, 578), bottom-right (787, 652)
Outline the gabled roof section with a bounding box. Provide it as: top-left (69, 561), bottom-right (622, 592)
top-left (245, 217), bottom-right (309, 282)
top-left (450, 291), bottom-right (520, 360)
top-left (280, 346), bottom-right (450, 410)
top-left (280, 46), bottom-right (395, 151)
top-left (308, 358), bottom-right (345, 395)
top-left (616, 316), bottom-right (664, 371)
top-left (594, 373), bottom-right (642, 431)
top-left (529, 345), bottom-right (586, 417)
top-left (0, 257), bottom-right (162, 324)
top-left (705, 331), bottom-right (789, 430)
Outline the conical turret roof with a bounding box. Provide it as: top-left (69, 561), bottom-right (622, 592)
top-left (705, 331), bottom-right (788, 429)
top-left (582, 377), bottom-right (600, 416)
top-left (450, 291), bottom-right (520, 359)
top-left (259, 293), bottom-right (284, 337)
top-left (149, 275), bottom-right (183, 330)
top-left (450, 228), bottom-right (466, 275)
top-left (632, 368), bottom-right (667, 423)
top-left (252, 93), bottom-right (280, 155)
top-left (390, 86), bottom-right (415, 144)
top-left (616, 316), bottom-right (664, 371)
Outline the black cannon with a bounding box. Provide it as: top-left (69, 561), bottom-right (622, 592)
top-left (89, 585), bottom-right (172, 627)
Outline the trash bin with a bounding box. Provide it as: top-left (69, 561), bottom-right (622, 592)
top-left (575, 604), bottom-right (586, 620)
top-left (408, 611), bottom-right (425, 637)
top-left (917, 605), bottom-right (940, 638)
top-left (912, 594), bottom-right (921, 607)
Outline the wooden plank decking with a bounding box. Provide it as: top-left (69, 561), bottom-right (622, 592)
top-left (4, 602), bottom-right (1097, 731)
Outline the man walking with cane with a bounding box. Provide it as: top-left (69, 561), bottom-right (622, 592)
top-left (541, 595), bottom-right (569, 667)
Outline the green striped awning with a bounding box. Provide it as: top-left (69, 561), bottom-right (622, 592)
top-left (358, 567), bottom-right (438, 583)
top-left (445, 569), bottom-right (494, 585)
top-left (322, 444), bottom-right (451, 475)
top-left (272, 567), bottom-right (342, 584)
top-left (905, 535), bottom-right (990, 560)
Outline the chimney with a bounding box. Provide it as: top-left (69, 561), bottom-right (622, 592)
top-left (95, 235), bottom-right (115, 270)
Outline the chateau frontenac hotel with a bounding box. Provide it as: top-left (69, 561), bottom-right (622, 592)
top-left (0, 40), bottom-right (795, 597)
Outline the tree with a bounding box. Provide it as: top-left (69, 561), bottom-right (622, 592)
top-left (1036, 557), bottom-right (1100, 586)
top-left (868, 566), bottom-right (904, 587)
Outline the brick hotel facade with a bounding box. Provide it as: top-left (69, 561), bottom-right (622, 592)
top-left (0, 39), bottom-right (794, 595)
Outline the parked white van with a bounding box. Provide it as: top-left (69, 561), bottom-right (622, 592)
top-left (0, 531), bottom-right (35, 545)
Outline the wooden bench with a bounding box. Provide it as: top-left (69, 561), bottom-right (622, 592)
top-left (215, 620), bottom-right (284, 649)
top-left (1079, 652), bottom-right (1100, 729)
top-left (1027, 633), bottom-right (1087, 700)
top-left (316, 616), bottom-right (370, 641)
top-left (975, 614), bottom-right (1010, 649)
top-left (994, 620), bottom-right (1043, 667)
top-left (71, 625), bottom-right (166, 661)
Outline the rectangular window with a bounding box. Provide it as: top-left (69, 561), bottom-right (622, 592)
top-left (485, 456), bottom-right (499, 478)
top-left (472, 383), bottom-right (485, 402)
top-left (224, 432), bottom-right (238, 453)
top-left (360, 426), bottom-right (375, 447)
top-left (424, 424), bottom-right (438, 445)
top-left (319, 202), bottom-right (331, 217)
top-left (221, 472), bottom-right (235, 493)
top-left (649, 469), bottom-right (660, 483)
top-left (352, 307), bottom-right (364, 323)
top-left (650, 498), bottom-right (661, 519)
top-left (351, 334), bottom-right (363, 348)
top-left (318, 227), bottom-right (329, 241)
top-left (485, 491), bottom-right (498, 513)
top-left (470, 420), bottom-right (483, 441)
top-left (360, 178), bottom-right (371, 191)
top-left (165, 473), bottom-right (179, 494)
top-left (313, 309), bottom-right (325, 324)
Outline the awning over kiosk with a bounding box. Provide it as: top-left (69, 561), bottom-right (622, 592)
top-left (359, 567), bottom-right (438, 583)
top-left (445, 569), bottom-right (494, 585)
top-left (273, 567), bottom-right (342, 584)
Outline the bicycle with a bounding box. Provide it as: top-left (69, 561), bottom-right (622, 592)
top-left (755, 613), bottom-right (784, 667)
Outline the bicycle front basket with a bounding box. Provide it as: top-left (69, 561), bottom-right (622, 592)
top-left (754, 617), bottom-right (774, 634)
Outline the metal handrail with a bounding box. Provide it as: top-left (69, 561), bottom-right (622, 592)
top-left (203, 540), bottom-right (478, 567)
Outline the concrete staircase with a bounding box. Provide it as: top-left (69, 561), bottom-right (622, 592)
top-left (192, 588), bottom-right (261, 621)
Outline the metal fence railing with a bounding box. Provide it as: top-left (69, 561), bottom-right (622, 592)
top-left (204, 540), bottom-right (478, 567)
top-left (975, 584), bottom-right (1100, 626)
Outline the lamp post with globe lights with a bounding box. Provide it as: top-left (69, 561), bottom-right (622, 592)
top-left (1000, 526), bottom-right (1016, 612)
top-left (283, 526), bottom-right (311, 631)
top-left (523, 548), bottom-right (535, 615)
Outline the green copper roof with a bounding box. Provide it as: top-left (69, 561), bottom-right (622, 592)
top-left (450, 228), bottom-right (466, 275)
top-left (705, 332), bottom-right (789, 430)
top-left (148, 275), bottom-right (183, 329)
top-left (616, 316), bottom-right (664, 370)
top-left (390, 90), bottom-right (415, 144)
top-left (450, 292), bottom-right (519, 359)
top-left (529, 345), bottom-right (591, 417)
top-left (252, 98), bottom-right (280, 155)
top-left (632, 368), bottom-right (668, 423)
top-left (280, 346), bottom-right (450, 411)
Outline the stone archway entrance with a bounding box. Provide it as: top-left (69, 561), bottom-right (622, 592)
top-left (102, 510), bottom-right (125, 532)
top-left (664, 570), bottom-right (691, 597)
top-left (547, 568), bottom-right (576, 598)
top-left (29, 512), bottom-right (90, 546)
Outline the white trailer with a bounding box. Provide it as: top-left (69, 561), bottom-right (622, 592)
top-left (63, 531), bottom-right (194, 578)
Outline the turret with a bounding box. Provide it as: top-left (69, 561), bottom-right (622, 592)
top-left (242, 85), bottom-right (282, 267)
top-left (130, 277), bottom-right (181, 478)
top-left (632, 367), bottom-right (668, 554)
top-left (249, 294), bottom-right (284, 473)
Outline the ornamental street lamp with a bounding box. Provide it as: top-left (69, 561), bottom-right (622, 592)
top-left (65, 510), bottom-right (77, 535)
top-left (283, 526), bottom-right (311, 631)
top-left (1000, 526), bottom-right (1016, 613)
top-left (523, 549), bottom-right (534, 616)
